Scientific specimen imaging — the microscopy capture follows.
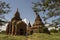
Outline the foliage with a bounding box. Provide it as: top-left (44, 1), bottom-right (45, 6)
top-left (0, 19), bottom-right (8, 26)
top-left (32, 0), bottom-right (60, 25)
top-left (0, 1), bottom-right (10, 15)
top-left (0, 1), bottom-right (10, 25)
top-left (43, 27), bottom-right (50, 34)
top-left (58, 29), bottom-right (60, 32)
top-left (52, 18), bottom-right (60, 26)
top-left (50, 29), bottom-right (58, 33)
top-left (0, 31), bottom-right (6, 34)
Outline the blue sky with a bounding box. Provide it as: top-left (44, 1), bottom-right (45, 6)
top-left (1, 0), bottom-right (55, 24)
top-left (1, 0), bottom-right (40, 24)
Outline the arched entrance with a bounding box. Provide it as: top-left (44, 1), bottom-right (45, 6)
top-left (20, 29), bottom-right (24, 35)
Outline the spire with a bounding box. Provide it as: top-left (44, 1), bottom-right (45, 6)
top-left (14, 8), bottom-right (22, 20)
top-left (17, 8), bottom-right (18, 12)
top-left (28, 21), bottom-right (31, 27)
top-left (16, 8), bottom-right (19, 13)
top-left (33, 12), bottom-right (44, 27)
top-left (14, 8), bottom-right (20, 17)
top-left (35, 12), bottom-right (42, 21)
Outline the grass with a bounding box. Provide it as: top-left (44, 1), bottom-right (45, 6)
top-left (27, 33), bottom-right (60, 40)
top-left (0, 33), bottom-right (60, 40)
top-left (0, 34), bottom-right (27, 40)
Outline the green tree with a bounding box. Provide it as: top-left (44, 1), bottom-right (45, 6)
top-left (32, 0), bottom-right (60, 27)
top-left (0, 1), bottom-right (11, 26)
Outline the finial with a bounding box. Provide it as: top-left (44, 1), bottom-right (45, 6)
top-left (17, 8), bottom-right (18, 12)
top-left (28, 21), bottom-right (31, 27)
top-left (29, 21), bottom-right (30, 23)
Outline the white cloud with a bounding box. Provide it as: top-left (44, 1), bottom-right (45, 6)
top-left (45, 24), bottom-right (49, 27)
top-left (22, 18), bottom-right (29, 25)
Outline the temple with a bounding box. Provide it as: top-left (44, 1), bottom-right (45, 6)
top-left (6, 9), bottom-right (50, 35)
top-left (6, 9), bottom-right (27, 35)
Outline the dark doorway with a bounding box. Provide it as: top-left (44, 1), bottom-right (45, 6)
top-left (20, 29), bottom-right (24, 35)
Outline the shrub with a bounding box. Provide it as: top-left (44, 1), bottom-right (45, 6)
top-left (0, 31), bottom-right (6, 34)
top-left (43, 27), bottom-right (50, 34)
top-left (50, 29), bottom-right (58, 33)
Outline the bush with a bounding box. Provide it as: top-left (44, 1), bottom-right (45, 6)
top-left (58, 29), bottom-right (60, 32)
top-left (43, 27), bottom-right (50, 34)
top-left (50, 29), bottom-right (58, 33)
top-left (0, 31), bottom-right (6, 34)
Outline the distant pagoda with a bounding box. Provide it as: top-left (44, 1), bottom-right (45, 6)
top-left (27, 21), bottom-right (31, 28)
top-left (32, 12), bottom-right (45, 33)
top-left (27, 21), bottom-right (33, 35)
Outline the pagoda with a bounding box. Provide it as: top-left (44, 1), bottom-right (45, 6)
top-left (32, 12), bottom-right (45, 33)
top-left (6, 9), bottom-right (27, 35)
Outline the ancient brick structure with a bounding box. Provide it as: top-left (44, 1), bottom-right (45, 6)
top-left (32, 12), bottom-right (45, 33)
top-left (6, 9), bottom-right (27, 35)
top-left (6, 9), bottom-right (50, 35)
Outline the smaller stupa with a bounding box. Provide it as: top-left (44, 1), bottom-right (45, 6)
top-left (27, 21), bottom-right (33, 35)
top-left (32, 12), bottom-right (45, 33)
